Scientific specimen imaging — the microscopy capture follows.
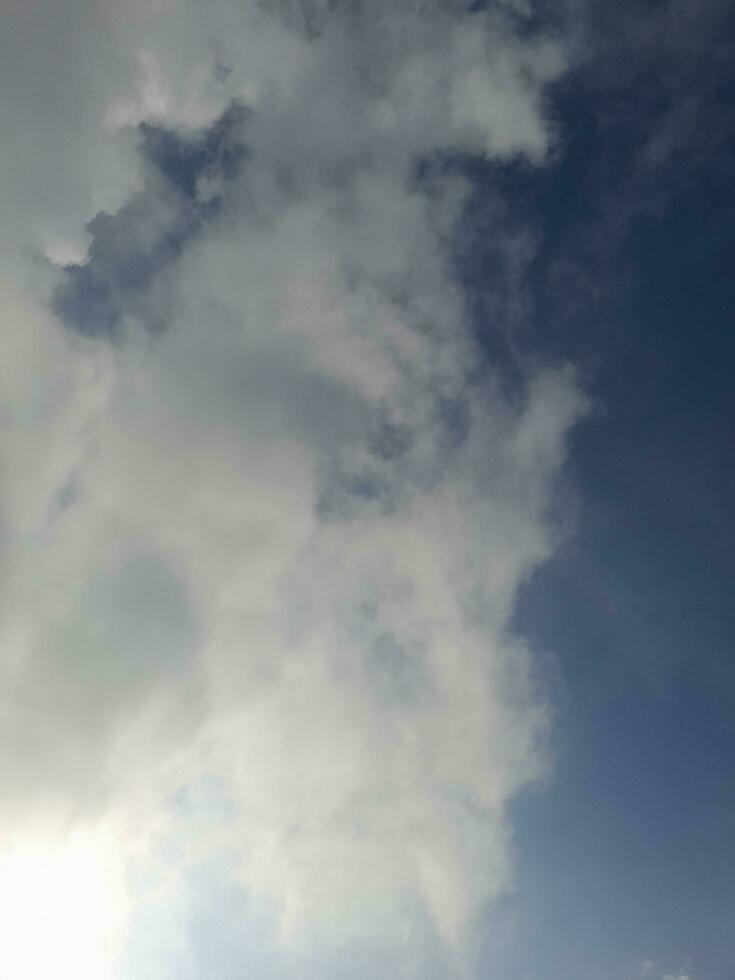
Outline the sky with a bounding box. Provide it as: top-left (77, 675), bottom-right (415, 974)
top-left (0, 1), bottom-right (733, 979)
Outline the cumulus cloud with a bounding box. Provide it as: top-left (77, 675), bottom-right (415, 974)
top-left (0, 1), bottom-right (581, 976)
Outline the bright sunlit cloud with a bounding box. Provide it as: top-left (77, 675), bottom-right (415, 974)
top-left (0, 1), bottom-right (583, 978)
top-left (0, 831), bottom-right (127, 980)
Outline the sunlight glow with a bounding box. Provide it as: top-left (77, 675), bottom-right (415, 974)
top-left (0, 831), bottom-right (128, 980)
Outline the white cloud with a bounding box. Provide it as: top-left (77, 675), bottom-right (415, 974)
top-left (638, 959), bottom-right (694, 980)
top-left (0, 1), bottom-right (580, 976)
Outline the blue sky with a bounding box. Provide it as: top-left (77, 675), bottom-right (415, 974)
top-left (497, 6), bottom-right (735, 973)
top-left (0, 2), bottom-right (733, 979)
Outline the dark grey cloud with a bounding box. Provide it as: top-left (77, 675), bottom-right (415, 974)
top-left (52, 103), bottom-right (247, 338)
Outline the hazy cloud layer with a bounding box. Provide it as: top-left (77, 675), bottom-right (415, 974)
top-left (0, 2), bottom-right (581, 977)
